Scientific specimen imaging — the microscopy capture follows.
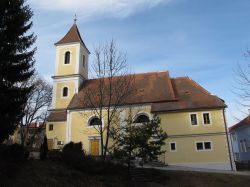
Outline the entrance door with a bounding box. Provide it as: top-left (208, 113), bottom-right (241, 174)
top-left (47, 139), bottom-right (53, 150)
top-left (90, 139), bottom-right (99, 156)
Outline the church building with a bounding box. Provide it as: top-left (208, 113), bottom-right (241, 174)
top-left (46, 22), bottom-right (233, 170)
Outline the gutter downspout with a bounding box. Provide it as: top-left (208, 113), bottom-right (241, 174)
top-left (223, 108), bottom-right (234, 171)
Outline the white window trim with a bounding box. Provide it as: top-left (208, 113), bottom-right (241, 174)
top-left (202, 112), bottom-right (212, 126)
top-left (169, 142), bottom-right (177, 152)
top-left (189, 112), bottom-right (199, 126)
top-left (61, 86), bottom-right (69, 99)
top-left (63, 50), bottom-right (72, 65)
top-left (195, 141), bottom-right (213, 151)
top-left (87, 115), bottom-right (104, 128)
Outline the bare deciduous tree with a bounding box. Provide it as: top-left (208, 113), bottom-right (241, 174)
top-left (81, 40), bottom-right (135, 159)
top-left (20, 74), bottom-right (52, 146)
top-left (235, 61), bottom-right (250, 104)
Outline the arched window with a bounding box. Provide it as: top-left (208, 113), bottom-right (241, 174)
top-left (62, 87), bottom-right (68, 97)
top-left (89, 117), bottom-right (102, 126)
top-left (64, 51), bottom-right (70, 64)
top-left (133, 114), bottom-right (150, 123)
top-left (82, 55), bottom-right (85, 68)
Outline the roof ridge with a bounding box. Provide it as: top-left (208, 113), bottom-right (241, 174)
top-left (174, 76), bottom-right (189, 79)
top-left (86, 71), bottom-right (169, 81)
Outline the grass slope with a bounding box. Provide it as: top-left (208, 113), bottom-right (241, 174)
top-left (1, 160), bottom-right (250, 187)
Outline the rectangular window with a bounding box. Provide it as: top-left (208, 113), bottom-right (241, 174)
top-left (196, 142), bottom-right (203, 150)
top-left (49, 124), bottom-right (53, 131)
top-left (240, 140), bottom-right (243, 152)
top-left (239, 140), bottom-right (247, 152)
top-left (190, 114), bottom-right (198, 125)
top-left (196, 141), bottom-right (212, 151)
top-left (203, 113), bottom-right (211, 125)
top-left (243, 139), bottom-right (247, 152)
top-left (232, 133), bottom-right (236, 141)
top-left (204, 142), bottom-right (211, 150)
top-left (57, 141), bottom-right (64, 145)
top-left (170, 142), bottom-right (176, 151)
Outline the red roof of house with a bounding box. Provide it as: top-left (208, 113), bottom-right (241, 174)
top-left (47, 71), bottom-right (226, 122)
top-left (229, 115), bottom-right (250, 132)
top-left (27, 122), bottom-right (45, 129)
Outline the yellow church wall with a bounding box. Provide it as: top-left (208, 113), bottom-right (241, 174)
top-left (55, 81), bottom-right (76, 109)
top-left (46, 121), bottom-right (66, 149)
top-left (156, 109), bottom-right (229, 165)
top-left (159, 135), bottom-right (229, 164)
top-left (158, 109), bottom-right (225, 135)
top-left (70, 110), bottom-right (108, 154)
top-left (69, 104), bottom-right (151, 154)
top-left (47, 104), bottom-right (229, 168)
top-left (56, 47), bottom-right (77, 76)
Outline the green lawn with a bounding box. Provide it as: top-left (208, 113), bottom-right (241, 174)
top-left (1, 160), bottom-right (250, 187)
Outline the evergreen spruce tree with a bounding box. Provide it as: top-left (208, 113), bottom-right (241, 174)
top-left (110, 113), bottom-right (167, 169)
top-left (0, 0), bottom-right (36, 143)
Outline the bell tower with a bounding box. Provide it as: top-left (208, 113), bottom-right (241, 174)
top-left (51, 21), bottom-right (90, 109)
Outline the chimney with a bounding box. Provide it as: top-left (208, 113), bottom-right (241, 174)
top-left (248, 109), bottom-right (250, 115)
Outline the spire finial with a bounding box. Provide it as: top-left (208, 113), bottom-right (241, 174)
top-left (74, 14), bottom-right (77, 24)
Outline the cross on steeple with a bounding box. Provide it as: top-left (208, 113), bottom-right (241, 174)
top-left (74, 14), bottom-right (77, 24)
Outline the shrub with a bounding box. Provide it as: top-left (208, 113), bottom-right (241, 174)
top-left (0, 144), bottom-right (27, 161)
top-left (60, 142), bottom-right (127, 175)
top-left (47, 150), bottom-right (62, 161)
top-left (62, 142), bottom-right (85, 168)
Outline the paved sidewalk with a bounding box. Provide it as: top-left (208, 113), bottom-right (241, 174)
top-left (143, 164), bottom-right (250, 176)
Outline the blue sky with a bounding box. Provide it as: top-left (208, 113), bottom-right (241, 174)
top-left (29, 0), bottom-right (250, 126)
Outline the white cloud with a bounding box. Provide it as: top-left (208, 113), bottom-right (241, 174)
top-left (30, 0), bottom-right (172, 19)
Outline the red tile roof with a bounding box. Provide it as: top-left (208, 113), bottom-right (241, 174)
top-left (47, 71), bottom-right (226, 122)
top-left (27, 122), bottom-right (45, 129)
top-left (68, 71), bottom-right (177, 110)
top-left (47, 110), bottom-right (67, 122)
top-left (55, 23), bottom-right (90, 53)
top-left (151, 77), bottom-right (226, 112)
top-left (229, 115), bottom-right (250, 132)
